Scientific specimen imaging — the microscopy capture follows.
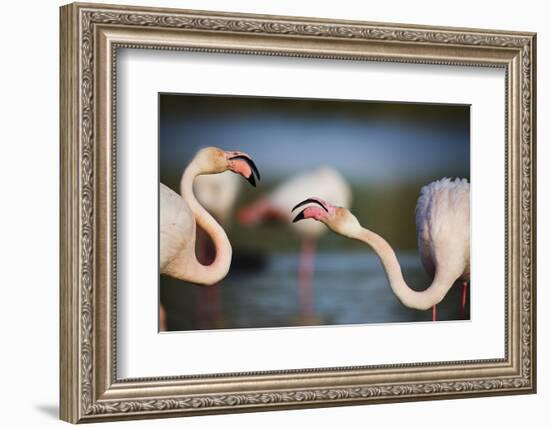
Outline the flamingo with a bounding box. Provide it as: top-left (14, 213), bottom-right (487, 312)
top-left (193, 171), bottom-right (242, 328)
top-left (291, 178), bottom-right (469, 321)
top-left (238, 167), bottom-right (351, 320)
top-left (160, 147), bottom-right (260, 330)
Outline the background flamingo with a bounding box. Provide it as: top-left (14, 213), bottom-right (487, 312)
top-left (193, 172), bottom-right (242, 328)
top-left (238, 166), bottom-right (351, 320)
top-left (292, 178), bottom-right (469, 321)
top-left (194, 172), bottom-right (242, 224)
top-left (160, 147), bottom-right (260, 330)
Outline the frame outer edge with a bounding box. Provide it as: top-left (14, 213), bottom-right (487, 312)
top-left (59, 2), bottom-right (537, 422)
top-left (60, 3), bottom-right (80, 424)
top-left (529, 33), bottom-right (537, 393)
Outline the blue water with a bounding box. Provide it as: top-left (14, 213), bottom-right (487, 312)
top-left (160, 251), bottom-right (470, 331)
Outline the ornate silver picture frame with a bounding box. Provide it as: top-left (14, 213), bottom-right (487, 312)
top-left (60, 2), bottom-right (536, 423)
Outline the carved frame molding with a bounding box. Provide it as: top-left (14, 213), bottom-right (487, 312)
top-left (60, 2), bottom-right (536, 423)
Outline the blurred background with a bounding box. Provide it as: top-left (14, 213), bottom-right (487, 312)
top-left (159, 93), bottom-right (470, 331)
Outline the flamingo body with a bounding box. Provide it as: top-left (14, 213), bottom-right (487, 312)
top-left (292, 177), bottom-right (470, 315)
top-left (160, 183), bottom-right (194, 271)
top-left (416, 178), bottom-right (470, 283)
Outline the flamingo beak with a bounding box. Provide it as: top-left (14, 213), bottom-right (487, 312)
top-left (229, 155), bottom-right (261, 187)
top-left (291, 198), bottom-right (329, 213)
top-left (292, 210), bottom-right (306, 223)
top-left (291, 198), bottom-right (329, 222)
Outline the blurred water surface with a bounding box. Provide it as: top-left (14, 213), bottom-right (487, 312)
top-left (161, 251), bottom-right (470, 331)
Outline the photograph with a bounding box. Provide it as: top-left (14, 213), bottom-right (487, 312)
top-left (159, 94), bottom-right (471, 332)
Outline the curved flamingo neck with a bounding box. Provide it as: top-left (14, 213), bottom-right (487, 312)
top-left (351, 227), bottom-right (457, 310)
top-left (178, 161), bottom-right (232, 285)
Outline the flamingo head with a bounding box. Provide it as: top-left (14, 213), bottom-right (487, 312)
top-left (291, 197), bottom-right (360, 237)
top-left (194, 147), bottom-right (261, 187)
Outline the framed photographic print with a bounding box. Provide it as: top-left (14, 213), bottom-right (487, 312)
top-left (60, 2), bottom-right (537, 423)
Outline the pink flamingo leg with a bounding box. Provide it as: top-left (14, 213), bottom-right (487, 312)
top-left (196, 289), bottom-right (208, 329)
top-left (159, 303), bottom-right (167, 332)
top-left (461, 281), bottom-right (468, 319)
top-left (432, 304), bottom-right (437, 322)
top-left (208, 284), bottom-right (224, 327)
top-left (197, 283), bottom-right (223, 329)
top-left (299, 239), bottom-right (316, 319)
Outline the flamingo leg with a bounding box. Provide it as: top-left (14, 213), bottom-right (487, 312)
top-left (299, 239), bottom-right (316, 319)
top-left (432, 305), bottom-right (437, 322)
top-left (461, 281), bottom-right (468, 319)
top-left (197, 284), bottom-right (223, 329)
top-left (196, 288), bottom-right (207, 328)
top-left (159, 303), bottom-right (167, 332)
top-left (210, 284), bottom-right (224, 328)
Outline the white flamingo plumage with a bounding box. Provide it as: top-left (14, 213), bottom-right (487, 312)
top-left (292, 178), bottom-right (470, 321)
top-left (238, 167), bottom-right (351, 319)
top-left (160, 147), bottom-right (260, 329)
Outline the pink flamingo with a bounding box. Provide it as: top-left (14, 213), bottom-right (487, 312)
top-left (160, 147), bottom-right (260, 330)
top-left (238, 167), bottom-right (351, 321)
top-left (292, 178), bottom-right (470, 321)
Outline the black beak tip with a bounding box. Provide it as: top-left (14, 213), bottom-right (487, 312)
top-left (292, 210), bottom-right (306, 223)
top-left (250, 162), bottom-right (260, 182)
top-left (246, 174), bottom-right (256, 187)
top-left (252, 163), bottom-right (261, 181)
